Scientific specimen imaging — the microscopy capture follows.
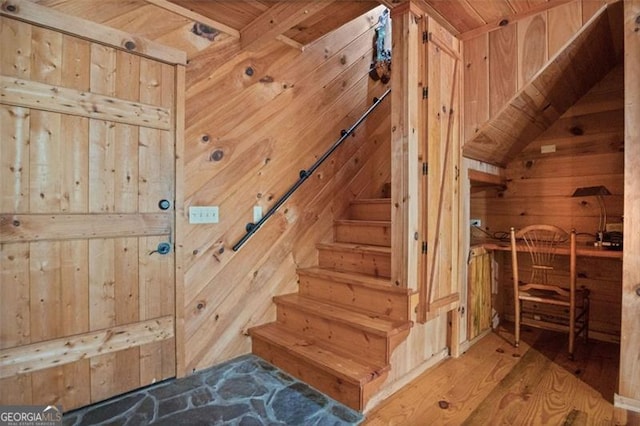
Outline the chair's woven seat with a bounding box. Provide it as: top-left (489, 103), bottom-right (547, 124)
top-left (519, 287), bottom-right (589, 307)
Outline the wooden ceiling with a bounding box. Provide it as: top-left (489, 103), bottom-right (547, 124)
top-left (383, 0), bottom-right (587, 39)
top-left (32, 0), bottom-right (380, 60)
top-left (172, 1), bottom-right (379, 47)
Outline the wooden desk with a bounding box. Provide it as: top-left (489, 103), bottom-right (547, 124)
top-left (472, 239), bottom-right (623, 260)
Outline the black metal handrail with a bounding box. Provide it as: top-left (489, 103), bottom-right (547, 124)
top-left (232, 87), bottom-right (391, 251)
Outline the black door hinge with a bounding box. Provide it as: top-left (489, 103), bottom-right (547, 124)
top-left (423, 31), bottom-right (429, 43)
top-left (422, 162), bottom-right (428, 175)
top-left (422, 241), bottom-right (427, 254)
top-left (422, 87), bottom-right (428, 99)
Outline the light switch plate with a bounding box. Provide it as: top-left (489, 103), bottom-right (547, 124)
top-left (540, 144), bottom-right (556, 154)
top-left (253, 206), bottom-right (263, 223)
top-left (189, 206), bottom-right (219, 224)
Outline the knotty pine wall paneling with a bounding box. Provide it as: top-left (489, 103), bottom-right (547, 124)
top-left (488, 23), bottom-right (516, 117)
top-left (471, 66), bottom-right (624, 237)
top-left (181, 8), bottom-right (392, 373)
top-left (517, 12), bottom-right (548, 89)
top-left (462, 35), bottom-right (488, 145)
top-left (462, 0), bottom-right (615, 144)
top-left (2, 0), bottom-right (397, 405)
top-left (548, 0), bottom-right (583, 56)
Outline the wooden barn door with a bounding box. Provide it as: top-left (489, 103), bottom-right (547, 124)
top-left (418, 18), bottom-right (461, 322)
top-left (0, 4), bottom-right (183, 411)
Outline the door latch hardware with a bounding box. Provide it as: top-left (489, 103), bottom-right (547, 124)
top-left (150, 242), bottom-right (171, 255)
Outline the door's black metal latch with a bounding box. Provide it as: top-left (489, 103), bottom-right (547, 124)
top-left (158, 199), bottom-right (171, 210)
top-left (151, 242), bottom-right (171, 255)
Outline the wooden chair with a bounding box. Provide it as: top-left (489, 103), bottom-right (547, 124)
top-left (510, 225), bottom-right (589, 358)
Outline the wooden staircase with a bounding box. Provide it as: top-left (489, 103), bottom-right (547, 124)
top-left (249, 197), bottom-right (413, 411)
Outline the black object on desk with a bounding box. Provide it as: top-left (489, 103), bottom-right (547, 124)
top-left (602, 231), bottom-right (623, 250)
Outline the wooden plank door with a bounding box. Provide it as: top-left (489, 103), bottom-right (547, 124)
top-left (418, 18), bottom-right (461, 322)
top-left (0, 5), bottom-right (183, 411)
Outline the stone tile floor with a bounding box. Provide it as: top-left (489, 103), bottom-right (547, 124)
top-left (63, 355), bottom-right (363, 426)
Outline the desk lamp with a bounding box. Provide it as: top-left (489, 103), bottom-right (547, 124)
top-left (571, 185), bottom-right (611, 245)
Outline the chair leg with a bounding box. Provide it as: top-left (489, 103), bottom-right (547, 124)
top-left (569, 304), bottom-right (575, 360)
top-left (514, 299), bottom-right (521, 348)
top-left (584, 296), bottom-right (590, 343)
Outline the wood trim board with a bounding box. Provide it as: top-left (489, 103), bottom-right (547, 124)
top-left (0, 317), bottom-right (174, 379)
top-left (1, 75), bottom-right (171, 130)
top-left (0, 213), bottom-right (171, 243)
top-left (0, 0), bottom-right (186, 64)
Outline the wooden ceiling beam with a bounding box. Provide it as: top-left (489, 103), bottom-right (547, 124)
top-left (383, 0), bottom-right (460, 37)
top-left (241, 1), bottom-right (334, 51)
top-left (412, 0), bottom-right (460, 36)
top-left (468, 169), bottom-right (506, 188)
top-left (147, 0), bottom-right (302, 51)
top-left (146, 0), bottom-right (239, 37)
top-left (377, 0), bottom-right (406, 8)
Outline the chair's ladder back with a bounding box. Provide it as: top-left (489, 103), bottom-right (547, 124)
top-left (522, 228), bottom-right (564, 285)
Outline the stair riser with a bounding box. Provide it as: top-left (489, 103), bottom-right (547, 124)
top-left (349, 203), bottom-right (391, 221)
top-left (388, 329), bottom-right (411, 356)
top-left (317, 249), bottom-right (391, 278)
top-left (334, 223), bottom-right (391, 246)
top-left (276, 305), bottom-right (390, 365)
top-left (251, 337), bottom-right (364, 410)
top-left (298, 275), bottom-right (410, 322)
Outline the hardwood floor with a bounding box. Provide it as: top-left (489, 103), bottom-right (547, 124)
top-left (365, 324), bottom-right (640, 425)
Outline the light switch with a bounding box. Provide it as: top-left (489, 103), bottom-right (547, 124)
top-left (253, 206), bottom-right (263, 223)
top-left (189, 206), bottom-right (219, 224)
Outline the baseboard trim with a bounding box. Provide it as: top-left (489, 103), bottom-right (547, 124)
top-left (459, 328), bottom-right (493, 354)
top-left (614, 394), bottom-right (640, 413)
top-left (363, 347), bottom-right (449, 413)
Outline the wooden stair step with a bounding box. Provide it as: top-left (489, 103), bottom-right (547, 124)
top-left (317, 242), bottom-right (391, 278)
top-left (334, 220), bottom-right (391, 247)
top-left (298, 266), bottom-right (400, 291)
top-left (348, 198), bottom-right (391, 221)
top-left (274, 293), bottom-right (410, 337)
top-left (250, 323), bottom-right (389, 385)
top-left (250, 323), bottom-right (389, 410)
top-left (298, 267), bottom-right (412, 321)
top-left (273, 293), bottom-right (413, 370)
top-left (317, 242), bottom-right (391, 256)
top-left (274, 293), bottom-right (405, 365)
